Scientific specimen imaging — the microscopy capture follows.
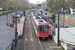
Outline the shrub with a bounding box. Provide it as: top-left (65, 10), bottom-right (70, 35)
top-left (51, 13), bottom-right (56, 18)
top-left (51, 13), bottom-right (56, 23)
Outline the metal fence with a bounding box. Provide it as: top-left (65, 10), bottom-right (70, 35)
top-left (56, 14), bottom-right (75, 18)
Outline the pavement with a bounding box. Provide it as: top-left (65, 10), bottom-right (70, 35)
top-left (18, 16), bottom-right (26, 50)
top-left (17, 16), bottom-right (25, 36)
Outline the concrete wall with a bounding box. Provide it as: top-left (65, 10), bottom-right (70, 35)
top-left (0, 26), bottom-right (15, 50)
top-left (60, 16), bottom-right (75, 24)
top-left (53, 28), bottom-right (75, 50)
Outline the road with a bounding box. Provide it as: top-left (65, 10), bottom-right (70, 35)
top-left (0, 11), bottom-right (23, 23)
top-left (55, 19), bottom-right (74, 27)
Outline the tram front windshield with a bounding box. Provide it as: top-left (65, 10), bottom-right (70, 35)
top-left (40, 25), bottom-right (48, 33)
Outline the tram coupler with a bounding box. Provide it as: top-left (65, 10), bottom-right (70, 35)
top-left (42, 37), bottom-right (46, 39)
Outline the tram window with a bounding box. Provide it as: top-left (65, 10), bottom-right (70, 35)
top-left (40, 25), bottom-right (48, 33)
top-left (37, 27), bottom-right (39, 32)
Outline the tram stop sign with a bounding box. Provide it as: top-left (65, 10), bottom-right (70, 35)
top-left (44, 5), bottom-right (47, 9)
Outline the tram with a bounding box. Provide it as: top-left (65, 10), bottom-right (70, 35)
top-left (32, 15), bottom-right (49, 38)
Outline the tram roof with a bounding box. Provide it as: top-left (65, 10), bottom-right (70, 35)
top-left (33, 16), bottom-right (48, 25)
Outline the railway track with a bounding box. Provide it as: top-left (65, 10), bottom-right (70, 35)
top-left (40, 37), bottom-right (65, 50)
top-left (29, 15), bottom-right (57, 50)
top-left (24, 10), bottom-right (64, 50)
top-left (40, 38), bottom-right (57, 50)
top-left (29, 14), bottom-right (57, 50)
top-left (24, 14), bottom-right (42, 50)
top-left (24, 16), bottom-right (35, 50)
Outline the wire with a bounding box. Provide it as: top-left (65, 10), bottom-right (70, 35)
top-left (62, 28), bottom-right (75, 36)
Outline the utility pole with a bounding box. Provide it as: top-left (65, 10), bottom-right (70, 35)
top-left (15, 0), bottom-right (17, 47)
top-left (63, 0), bottom-right (65, 26)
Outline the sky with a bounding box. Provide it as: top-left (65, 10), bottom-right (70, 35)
top-left (29, 0), bottom-right (46, 4)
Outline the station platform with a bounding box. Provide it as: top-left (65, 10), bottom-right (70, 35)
top-left (15, 16), bottom-right (25, 50)
top-left (17, 16), bottom-right (25, 36)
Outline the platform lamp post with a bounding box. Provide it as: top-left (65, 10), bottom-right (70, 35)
top-left (15, 0), bottom-right (17, 47)
top-left (57, 0), bottom-right (61, 47)
top-left (57, 11), bottom-right (60, 47)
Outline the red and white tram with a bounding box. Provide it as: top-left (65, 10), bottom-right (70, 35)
top-left (32, 15), bottom-right (49, 38)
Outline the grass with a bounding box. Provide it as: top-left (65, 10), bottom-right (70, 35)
top-left (15, 40), bottom-right (21, 50)
top-left (0, 10), bottom-right (29, 16)
top-left (0, 11), bottom-right (3, 13)
top-left (52, 40), bottom-right (56, 45)
top-left (26, 10), bottom-right (29, 14)
top-left (56, 17), bottom-right (75, 26)
top-left (26, 11), bottom-right (28, 14)
top-left (57, 48), bottom-right (62, 50)
top-left (0, 11), bottom-right (3, 15)
top-left (50, 13), bottom-right (75, 26)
